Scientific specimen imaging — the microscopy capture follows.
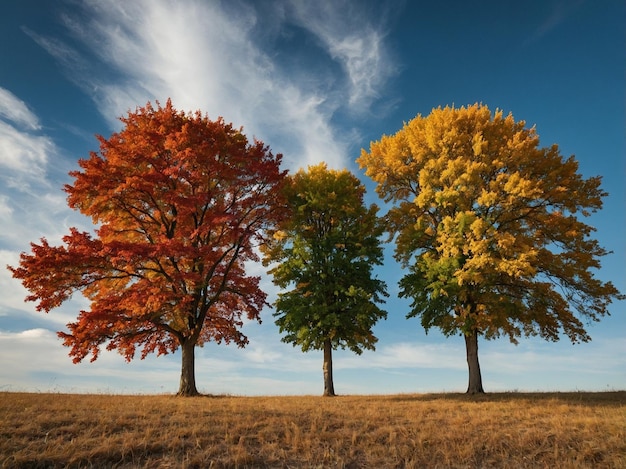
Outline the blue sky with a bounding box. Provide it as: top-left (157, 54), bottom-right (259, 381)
top-left (0, 0), bottom-right (623, 395)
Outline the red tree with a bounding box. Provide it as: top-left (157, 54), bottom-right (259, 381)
top-left (9, 100), bottom-right (287, 396)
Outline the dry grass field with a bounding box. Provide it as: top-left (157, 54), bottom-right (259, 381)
top-left (0, 391), bottom-right (624, 468)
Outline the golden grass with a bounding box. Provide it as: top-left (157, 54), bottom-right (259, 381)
top-left (1, 391), bottom-right (624, 468)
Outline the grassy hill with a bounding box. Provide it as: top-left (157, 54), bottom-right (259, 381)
top-left (1, 391), bottom-right (624, 468)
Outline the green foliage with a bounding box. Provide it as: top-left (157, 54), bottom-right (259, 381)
top-left (262, 163), bottom-right (388, 354)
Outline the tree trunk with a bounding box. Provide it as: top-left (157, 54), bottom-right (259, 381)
top-left (322, 338), bottom-right (336, 396)
top-left (177, 339), bottom-right (199, 396)
top-left (464, 330), bottom-right (485, 394)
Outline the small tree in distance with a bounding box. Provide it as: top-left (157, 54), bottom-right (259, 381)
top-left (358, 103), bottom-right (624, 394)
top-left (262, 163), bottom-right (388, 396)
top-left (9, 100), bottom-right (287, 396)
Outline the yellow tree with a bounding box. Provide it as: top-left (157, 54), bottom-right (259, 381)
top-left (358, 104), bottom-right (624, 393)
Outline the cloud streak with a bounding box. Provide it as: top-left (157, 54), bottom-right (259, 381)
top-left (287, 0), bottom-right (397, 111)
top-left (0, 88), bottom-right (41, 130)
top-left (0, 88), bottom-right (52, 179)
top-left (0, 89), bottom-right (92, 327)
top-left (25, 0), bottom-right (397, 170)
top-left (524, 0), bottom-right (585, 45)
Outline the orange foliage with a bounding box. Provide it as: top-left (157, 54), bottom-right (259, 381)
top-left (9, 100), bottom-right (287, 367)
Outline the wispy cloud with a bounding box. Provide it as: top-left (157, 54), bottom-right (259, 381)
top-left (0, 121), bottom-right (51, 177)
top-left (0, 88), bottom-right (84, 252)
top-left (524, 0), bottom-right (585, 45)
top-left (0, 327), bottom-right (180, 393)
top-left (0, 88), bottom-right (51, 179)
top-left (0, 88), bottom-right (91, 326)
top-left (287, 0), bottom-right (398, 111)
top-left (0, 326), bottom-right (321, 394)
top-left (0, 88), bottom-right (41, 130)
top-left (25, 0), bottom-right (397, 170)
top-left (0, 250), bottom-right (29, 317)
top-left (334, 341), bottom-right (466, 371)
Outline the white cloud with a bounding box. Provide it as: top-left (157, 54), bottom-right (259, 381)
top-left (0, 327), bottom-right (180, 393)
top-left (0, 325), bottom-right (320, 394)
top-left (0, 88), bottom-right (84, 269)
top-left (0, 92), bottom-right (93, 326)
top-left (7, 328), bottom-right (50, 339)
top-left (481, 337), bottom-right (626, 377)
top-left (1, 317), bottom-right (623, 395)
top-left (0, 250), bottom-right (28, 316)
top-left (0, 328), bottom-right (64, 378)
top-left (334, 341), bottom-right (466, 371)
top-left (0, 90), bottom-right (91, 252)
top-left (0, 249), bottom-right (91, 332)
top-left (0, 195), bottom-right (12, 221)
top-left (287, 0), bottom-right (397, 111)
top-left (26, 0), bottom-right (398, 171)
top-left (0, 165), bottom-right (87, 252)
top-left (0, 120), bottom-right (51, 177)
top-left (0, 88), bottom-right (41, 130)
top-left (242, 344), bottom-right (283, 365)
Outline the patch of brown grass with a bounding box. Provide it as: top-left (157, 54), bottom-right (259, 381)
top-left (1, 391), bottom-right (624, 468)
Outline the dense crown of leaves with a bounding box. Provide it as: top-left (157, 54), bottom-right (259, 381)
top-left (358, 103), bottom-right (623, 343)
top-left (10, 100), bottom-right (287, 362)
top-left (262, 163), bottom-right (388, 354)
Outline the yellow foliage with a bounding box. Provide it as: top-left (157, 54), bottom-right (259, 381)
top-left (358, 103), bottom-right (621, 342)
top-left (273, 230), bottom-right (287, 241)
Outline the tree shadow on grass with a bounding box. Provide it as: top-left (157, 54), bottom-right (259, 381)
top-left (386, 390), bottom-right (626, 407)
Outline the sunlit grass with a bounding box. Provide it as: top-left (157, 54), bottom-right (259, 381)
top-left (1, 391), bottom-right (624, 468)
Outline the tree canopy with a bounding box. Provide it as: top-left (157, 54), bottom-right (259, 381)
top-left (262, 163), bottom-right (388, 395)
top-left (9, 100), bottom-right (287, 396)
top-left (358, 103), bottom-right (624, 393)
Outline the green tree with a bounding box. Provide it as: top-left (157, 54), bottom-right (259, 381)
top-left (358, 103), bottom-right (624, 393)
top-left (262, 163), bottom-right (388, 396)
